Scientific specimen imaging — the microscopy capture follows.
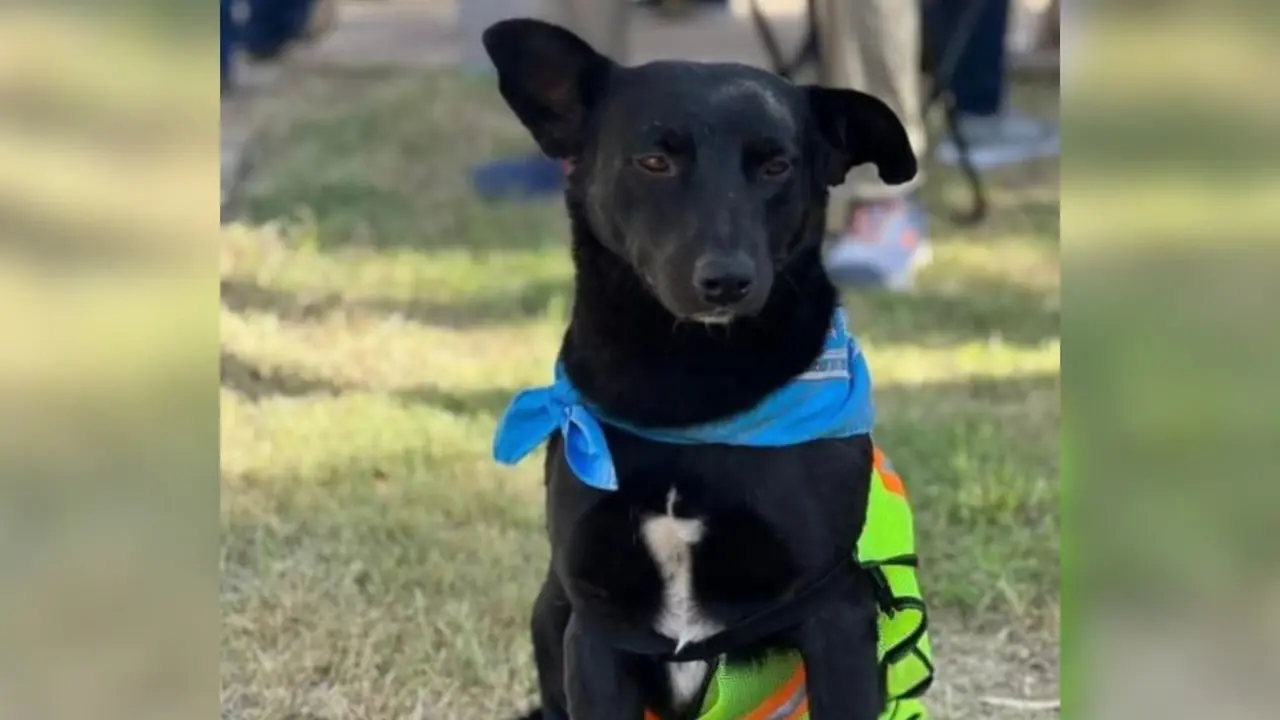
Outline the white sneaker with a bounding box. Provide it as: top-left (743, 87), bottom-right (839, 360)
top-left (935, 108), bottom-right (1060, 169)
top-left (823, 199), bottom-right (932, 291)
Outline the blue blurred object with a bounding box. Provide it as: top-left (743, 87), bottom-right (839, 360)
top-left (935, 108), bottom-right (1060, 169)
top-left (471, 154), bottom-right (567, 201)
top-left (242, 0), bottom-right (315, 60)
top-left (222, 0), bottom-right (319, 93)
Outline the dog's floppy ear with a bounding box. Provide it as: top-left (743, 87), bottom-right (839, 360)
top-left (482, 19), bottom-right (616, 159)
top-left (804, 86), bottom-right (917, 187)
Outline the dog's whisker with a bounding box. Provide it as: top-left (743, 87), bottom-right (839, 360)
top-left (779, 272), bottom-right (802, 298)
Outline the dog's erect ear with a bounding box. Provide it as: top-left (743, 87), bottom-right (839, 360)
top-left (804, 86), bottom-right (917, 187)
top-left (482, 19), bottom-right (616, 159)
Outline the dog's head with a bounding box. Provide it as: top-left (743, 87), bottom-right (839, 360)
top-left (483, 19), bottom-right (916, 322)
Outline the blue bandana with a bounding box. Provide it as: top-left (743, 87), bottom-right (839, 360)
top-left (492, 308), bottom-right (874, 491)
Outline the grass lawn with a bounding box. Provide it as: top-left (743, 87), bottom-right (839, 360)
top-left (220, 69), bottom-right (1060, 719)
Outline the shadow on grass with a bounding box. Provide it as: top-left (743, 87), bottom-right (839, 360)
top-left (221, 349), bottom-right (346, 400)
top-left (395, 384), bottom-right (516, 419)
top-left (221, 345), bottom-right (520, 414)
top-left (873, 373), bottom-right (1060, 433)
top-left (351, 278), bottom-right (571, 328)
top-left (982, 198), bottom-right (1060, 246)
top-left (239, 191), bottom-right (572, 256)
top-left (220, 269), bottom-right (1054, 353)
top-left (221, 275), bottom-right (572, 329)
top-left (847, 279), bottom-right (1059, 347)
top-left (929, 188), bottom-right (1060, 244)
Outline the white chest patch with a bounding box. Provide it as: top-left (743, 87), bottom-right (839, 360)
top-left (640, 488), bottom-right (722, 709)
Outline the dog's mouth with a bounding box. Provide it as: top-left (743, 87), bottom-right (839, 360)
top-left (640, 267), bottom-right (762, 325)
top-left (691, 309), bottom-right (735, 325)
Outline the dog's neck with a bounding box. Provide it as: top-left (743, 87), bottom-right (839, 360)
top-left (559, 211), bottom-right (838, 429)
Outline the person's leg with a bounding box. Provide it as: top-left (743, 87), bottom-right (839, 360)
top-left (936, 0), bottom-right (1007, 116)
top-left (473, 1), bottom-right (630, 201)
top-left (931, 0), bottom-right (1060, 169)
top-left (221, 0), bottom-right (236, 93)
top-left (634, 0), bottom-right (728, 14)
top-left (815, 0), bottom-right (931, 290)
top-left (242, 0), bottom-right (317, 60)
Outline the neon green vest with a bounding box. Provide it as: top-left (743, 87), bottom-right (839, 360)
top-left (648, 447), bottom-right (933, 720)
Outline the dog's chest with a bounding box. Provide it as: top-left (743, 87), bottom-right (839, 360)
top-left (640, 488), bottom-right (721, 709)
top-left (557, 445), bottom-right (811, 627)
top-left (553, 438), bottom-right (866, 711)
top-left (641, 488), bottom-right (723, 648)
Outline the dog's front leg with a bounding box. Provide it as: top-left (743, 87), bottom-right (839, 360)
top-left (530, 573), bottom-right (573, 720)
top-left (793, 595), bottom-right (883, 720)
top-left (563, 613), bottom-right (646, 720)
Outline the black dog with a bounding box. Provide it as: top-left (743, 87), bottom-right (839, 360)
top-left (483, 19), bottom-right (916, 720)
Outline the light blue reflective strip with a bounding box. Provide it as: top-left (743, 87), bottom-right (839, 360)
top-left (763, 684), bottom-right (806, 720)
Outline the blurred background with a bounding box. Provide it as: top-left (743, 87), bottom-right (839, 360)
top-left (0, 4), bottom-right (217, 718)
top-left (0, 1), bottom-right (1275, 718)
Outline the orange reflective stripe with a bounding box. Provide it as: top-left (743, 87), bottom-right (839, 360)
top-left (743, 664), bottom-right (806, 720)
top-left (873, 447), bottom-right (906, 497)
top-left (645, 711), bottom-right (660, 720)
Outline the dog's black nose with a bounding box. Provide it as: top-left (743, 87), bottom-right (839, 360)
top-left (693, 254), bottom-right (755, 306)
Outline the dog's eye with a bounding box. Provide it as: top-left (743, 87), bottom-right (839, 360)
top-left (761, 158), bottom-right (792, 178)
top-left (633, 154), bottom-right (675, 175)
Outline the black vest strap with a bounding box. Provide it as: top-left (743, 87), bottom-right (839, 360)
top-left (576, 557), bottom-right (860, 663)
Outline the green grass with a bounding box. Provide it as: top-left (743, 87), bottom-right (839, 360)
top-left (221, 69), bottom-right (1060, 718)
